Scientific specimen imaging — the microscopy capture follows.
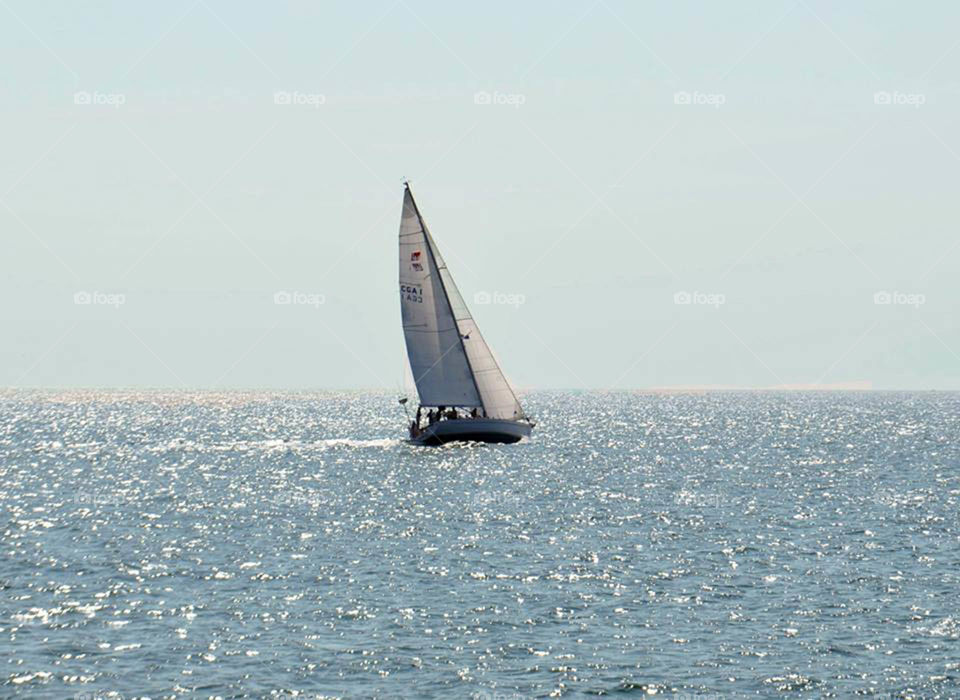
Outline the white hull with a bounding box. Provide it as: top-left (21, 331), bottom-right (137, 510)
top-left (409, 418), bottom-right (533, 445)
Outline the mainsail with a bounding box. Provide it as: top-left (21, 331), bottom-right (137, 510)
top-left (398, 184), bottom-right (525, 420)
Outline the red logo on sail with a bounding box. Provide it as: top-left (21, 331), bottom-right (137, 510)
top-left (410, 250), bottom-right (423, 271)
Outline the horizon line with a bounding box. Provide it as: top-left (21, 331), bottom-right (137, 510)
top-left (1, 385), bottom-right (956, 394)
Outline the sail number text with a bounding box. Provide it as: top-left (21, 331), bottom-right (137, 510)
top-left (401, 284), bottom-right (423, 303)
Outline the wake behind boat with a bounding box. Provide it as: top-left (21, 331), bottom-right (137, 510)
top-left (398, 183), bottom-right (534, 445)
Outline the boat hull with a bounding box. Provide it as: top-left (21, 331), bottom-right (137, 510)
top-left (409, 418), bottom-right (533, 446)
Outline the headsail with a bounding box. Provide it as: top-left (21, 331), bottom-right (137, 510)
top-left (398, 184), bottom-right (525, 420)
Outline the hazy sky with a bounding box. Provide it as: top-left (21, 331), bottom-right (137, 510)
top-left (2, 1), bottom-right (958, 390)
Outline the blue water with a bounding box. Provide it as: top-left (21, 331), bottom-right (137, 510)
top-left (1, 390), bottom-right (958, 698)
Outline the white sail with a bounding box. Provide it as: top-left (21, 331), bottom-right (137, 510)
top-left (398, 185), bottom-right (525, 420)
top-left (399, 186), bottom-right (482, 408)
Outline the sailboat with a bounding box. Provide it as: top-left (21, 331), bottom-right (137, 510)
top-left (398, 183), bottom-right (534, 445)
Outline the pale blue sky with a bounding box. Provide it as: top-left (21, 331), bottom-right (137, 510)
top-left (2, 1), bottom-right (958, 389)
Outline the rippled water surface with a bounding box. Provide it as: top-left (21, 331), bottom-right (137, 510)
top-left (1, 390), bottom-right (959, 698)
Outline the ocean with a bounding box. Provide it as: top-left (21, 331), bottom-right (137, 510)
top-left (1, 390), bottom-right (958, 698)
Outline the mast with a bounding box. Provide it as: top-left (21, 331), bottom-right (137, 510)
top-left (405, 183), bottom-right (485, 411)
